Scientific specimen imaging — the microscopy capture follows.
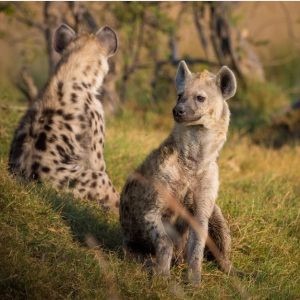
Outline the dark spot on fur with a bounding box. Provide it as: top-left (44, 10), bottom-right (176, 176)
top-left (90, 181), bottom-right (97, 188)
top-left (56, 145), bottom-right (71, 164)
top-left (64, 114), bottom-right (73, 121)
top-left (43, 108), bottom-right (55, 116)
top-left (57, 167), bottom-right (66, 171)
top-left (71, 93), bottom-right (77, 103)
top-left (35, 132), bottom-right (47, 151)
top-left (44, 124), bottom-right (52, 131)
top-left (49, 134), bottom-right (57, 143)
top-left (78, 115), bottom-right (85, 122)
top-left (95, 94), bottom-right (102, 102)
top-left (41, 166), bottom-right (50, 173)
top-left (73, 82), bottom-right (82, 91)
top-left (92, 172), bottom-right (97, 180)
top-left (64, 123), bottom-right (72, 132)
top-left (84, 103), bottom-right (89, 114)
top-left (61, 134), bottom-right (74, 152)
top-left (57, 109), bottom-right (63, 116)
top-left (30, 162), bottom-right (40, 179)
top-left (57, 81), bottom-right (64, 100)
top-left (75, 134), bottom-right (82, 142)
top-left (97, 152), bottom-right (102, 159)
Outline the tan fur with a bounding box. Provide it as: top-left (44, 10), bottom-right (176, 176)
top-left (120, 62), bottom-right (237, 283)
top-left (9, 27), bottom-right (119, 214)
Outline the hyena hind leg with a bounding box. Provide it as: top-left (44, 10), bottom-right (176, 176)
top-left (205, 204), bottom-right (242, 275)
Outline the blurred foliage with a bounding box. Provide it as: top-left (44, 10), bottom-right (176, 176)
top-left (0, 3), bottom-right (15, 15)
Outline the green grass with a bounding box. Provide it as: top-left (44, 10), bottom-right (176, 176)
top-left (0, 96), bottom-right (300, 299)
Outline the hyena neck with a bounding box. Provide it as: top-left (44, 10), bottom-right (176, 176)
top-left (43, 49), bottom-right (109, 106)
top-left (171, 109), bottom-right (230, 167)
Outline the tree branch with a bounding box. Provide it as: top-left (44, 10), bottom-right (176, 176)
top-left (193, 2), bottom-right (209, 59)
top-left (11, 3), bottom-right (45, 31)
top-left (15, 68), bottom-right (38, 105)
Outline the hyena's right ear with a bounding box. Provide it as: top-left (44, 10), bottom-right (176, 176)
top-left (54, 24), bottom-right (76, 54)
top-left (96, 26), bottom-right (118, 57)
top-left (175, 60), bottom-right (192, 93)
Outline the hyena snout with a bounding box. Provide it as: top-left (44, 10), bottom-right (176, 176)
top-left (173, 103), bottom-right (186, 121)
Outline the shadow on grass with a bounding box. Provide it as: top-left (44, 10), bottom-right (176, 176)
top-left (35, 185), bottom-right (123, 253)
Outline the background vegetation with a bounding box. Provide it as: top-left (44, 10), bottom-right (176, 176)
top-left (0, 2), bottom-right (300, 299)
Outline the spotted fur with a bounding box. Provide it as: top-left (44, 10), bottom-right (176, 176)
top-left (9, 24), bottom-right (119, 214)
top-left (120, 61), bottom-right (237, 283)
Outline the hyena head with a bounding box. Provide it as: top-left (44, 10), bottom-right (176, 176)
top-left (54, 23), bottom-right (118, 60)
top-left (173, 61), bottom-right (237, 127)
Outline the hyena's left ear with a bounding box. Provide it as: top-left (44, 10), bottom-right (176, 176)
top-left (96, 26), bottom-right (118, 57)
top-left (216, 66), bottom-right (237, 100)
top-left (54, 24), bottom-right (76, 54)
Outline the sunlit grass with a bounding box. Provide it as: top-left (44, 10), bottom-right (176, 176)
top-left (0, 98), bottom-right (299, 299)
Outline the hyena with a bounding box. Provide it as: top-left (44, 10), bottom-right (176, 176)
top-left (9, 24), bottom-right (119, 213)
top-left (120, 61), bottom-right (237, 283)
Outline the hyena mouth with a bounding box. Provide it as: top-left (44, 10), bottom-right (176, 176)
top-left (174, 114), bottom-right (202, 124)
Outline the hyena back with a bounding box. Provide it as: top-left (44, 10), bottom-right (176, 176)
top-left (120, 61), bottom-right (237, 283)
top-left (9, 24), bottom-right (119, 213)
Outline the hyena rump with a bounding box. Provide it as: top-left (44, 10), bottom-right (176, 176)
top-left (9, 24), bottom-right (119, 213)
top-left (120, 61), bottom-right (237, 283)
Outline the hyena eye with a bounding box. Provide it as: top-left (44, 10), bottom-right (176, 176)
top-left (196, 95), bottom-right (205, 102)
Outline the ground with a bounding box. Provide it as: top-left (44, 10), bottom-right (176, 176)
top-left (0, 99), bottom-right (299, 299)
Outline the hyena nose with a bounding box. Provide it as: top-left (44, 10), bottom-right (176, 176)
top-left (173, 105), bottom-right (186, 117)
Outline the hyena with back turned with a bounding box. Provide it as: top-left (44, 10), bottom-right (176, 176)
top-left (120, 61), bottom-right (238, 284)
top-left (9, 24), bottom-right (119, 213)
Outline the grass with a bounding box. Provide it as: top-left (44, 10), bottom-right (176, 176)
top-left (0, 95), bottom-right (300, 299)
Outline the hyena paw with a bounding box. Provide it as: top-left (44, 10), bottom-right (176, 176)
top-left (155, 265), bottom-right (170, 277)
top-left (187, 268), bottom-right (201, 286)
top-left (187, 260), bottom-right (202, 285)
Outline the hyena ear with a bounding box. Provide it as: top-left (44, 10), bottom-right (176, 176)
top-left (216, 66), bottom-right (237, 100)
top-left (96, 26), bottom-right (118, 57)
top-left (175, 60), bottom-right (192, 93)
top-left (54, 24), bottom-right (76, 54)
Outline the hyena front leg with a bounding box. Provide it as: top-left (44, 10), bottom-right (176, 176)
top-left (72, 169), bottom-right (120, 214)
top-left (187, 164), bottom-right (218, 284)
top-left (145, 211), bottom-right (173, 276)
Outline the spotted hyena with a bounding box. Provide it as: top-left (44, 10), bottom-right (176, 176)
top-left (120, 61), bottom-right (237, 283)
top-left (9, 24), bottom-right (119, 213)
